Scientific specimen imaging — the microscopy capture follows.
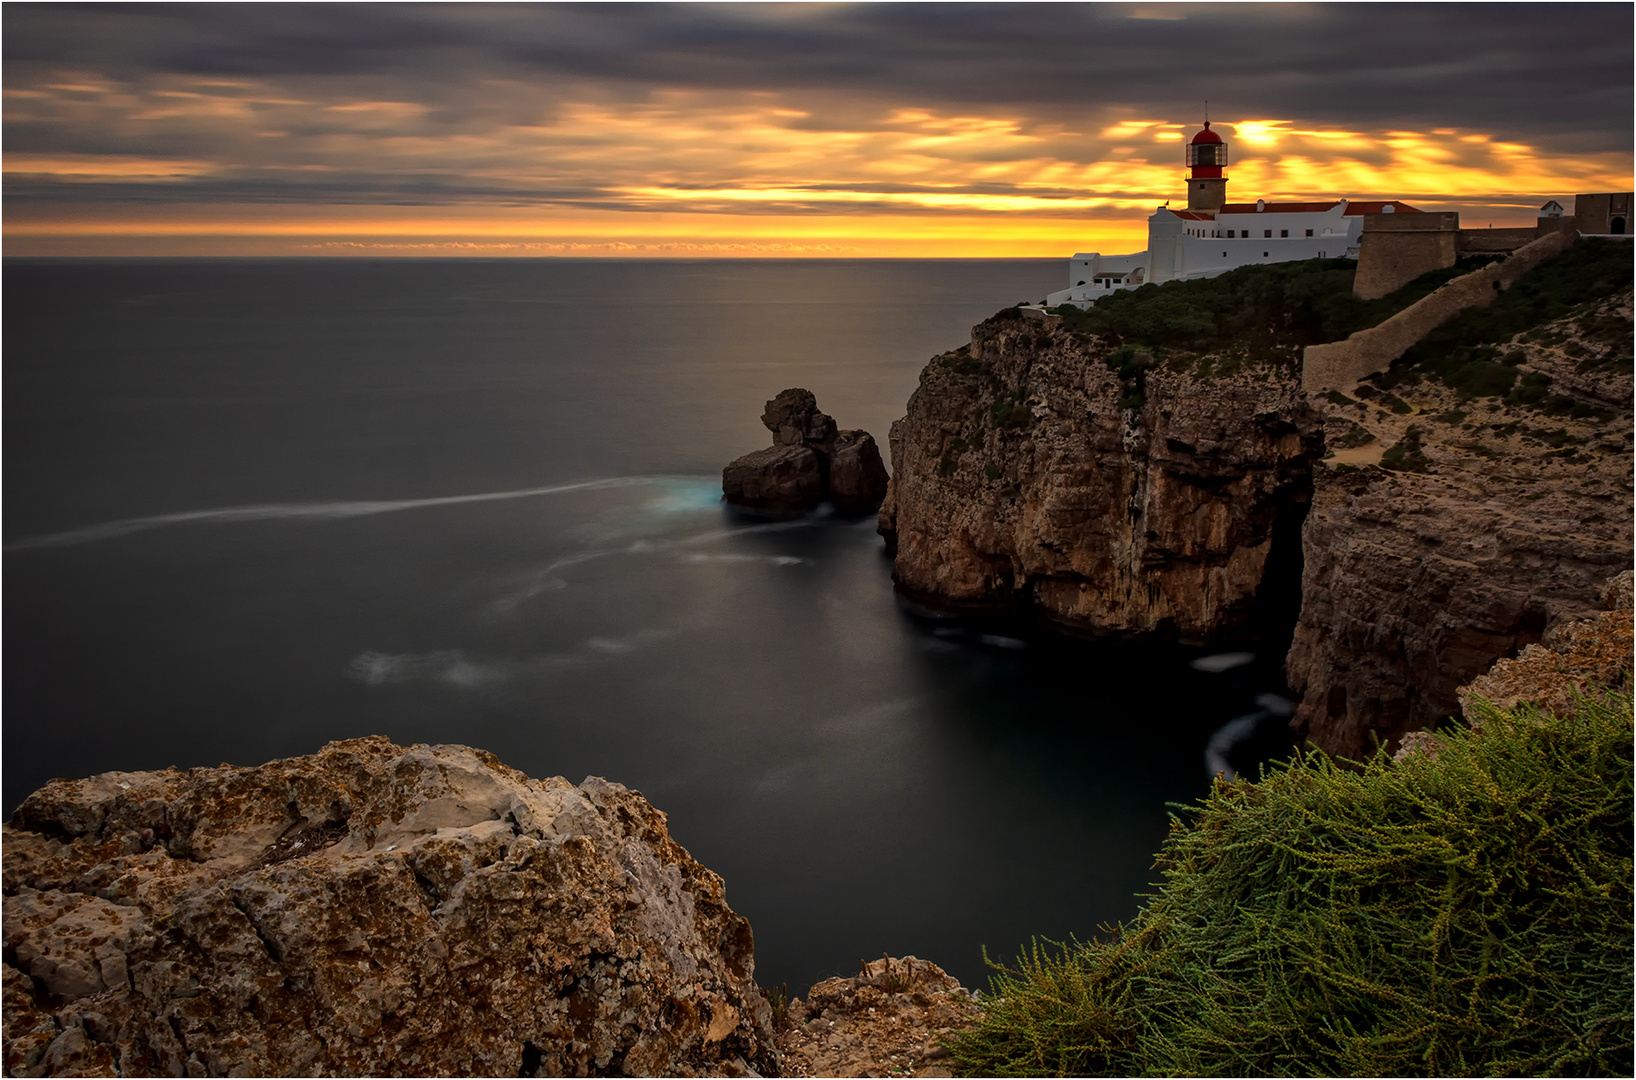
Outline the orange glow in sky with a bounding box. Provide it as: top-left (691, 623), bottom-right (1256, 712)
top-left (5, 81), bottom-right (1630, 257)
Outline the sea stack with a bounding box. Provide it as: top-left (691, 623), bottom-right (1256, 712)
top-left (722, 388), bottom-right (889, 513)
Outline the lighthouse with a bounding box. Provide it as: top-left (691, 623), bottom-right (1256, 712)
top-left (1186, 121), bottom-right (1228, 212)
top-left (1044, 118), bottom-right (1433, 307)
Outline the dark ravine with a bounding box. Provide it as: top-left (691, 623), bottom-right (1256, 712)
top-left (877, 256), bottom-right (1633, 757)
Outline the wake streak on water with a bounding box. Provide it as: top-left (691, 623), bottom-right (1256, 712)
top-left (5, 477), bottom-right (664, 552)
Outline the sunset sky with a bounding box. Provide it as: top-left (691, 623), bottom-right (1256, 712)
top-left (5, 2), bottom-right (1631, 257)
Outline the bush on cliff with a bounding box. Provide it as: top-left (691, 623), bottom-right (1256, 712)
top-left (1047, 257), bottom-right (1483, 361)
top-left (951, 692), bottom-right (1634, 1077)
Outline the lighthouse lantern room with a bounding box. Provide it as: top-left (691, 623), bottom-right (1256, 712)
top-left (1186, 122), bottom-right (1228, 212)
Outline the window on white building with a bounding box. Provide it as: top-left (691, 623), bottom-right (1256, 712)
top-left (1280, 230), bottom-right (1289, 238)
top-left (1305, 229), bottom-right (1314, 237)
top-left (1264, 230), bottom-right (1272, 238)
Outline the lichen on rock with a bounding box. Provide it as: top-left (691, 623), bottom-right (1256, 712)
top-left (2, 738), bottom-right (776, 1077)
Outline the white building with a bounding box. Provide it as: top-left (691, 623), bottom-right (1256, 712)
top-left (1047, 122), bottom-right (1423, 307)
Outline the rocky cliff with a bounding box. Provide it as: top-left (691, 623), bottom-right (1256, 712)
top-left (879, 243), bottom-right (1632, 756)
top-left (1286, 284), bottom-right (1633, 756)
top-left (877, 311), bottom-right (1321, 641)
top-left (3, 738), bottom-right (775, 1077)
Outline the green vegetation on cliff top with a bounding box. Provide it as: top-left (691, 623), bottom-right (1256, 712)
top-left (1042, 255), bottom-right (1492, 362)
top-left (952, 692), bottom-right (1634, 1077)
top-left (1373, 238), bottom-right (1634, 406)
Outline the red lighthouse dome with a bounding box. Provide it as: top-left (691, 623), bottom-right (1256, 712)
top-left (1187, 121), bottom-right (1227, 178)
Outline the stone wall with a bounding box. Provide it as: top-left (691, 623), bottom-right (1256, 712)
top-left (1573, 192), bottom-right (1633, 235)
top-left (1302, 229), bottom-right (1577, 393)
top-left (1352, 213), bottom-right (1459, 300)
top-left (1455, 227), bottom-right (1538, 254)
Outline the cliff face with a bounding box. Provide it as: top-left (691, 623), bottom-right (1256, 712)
top-left (1286, 289), bottom-right (1634, 757)
top-left (3, 738), bottom-right (774, 1078)
top-left (880, 248), bottom-right (1631, 757)
top-left (878, 311), bottom-right (1321, 642)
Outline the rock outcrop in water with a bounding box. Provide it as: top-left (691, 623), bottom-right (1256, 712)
top-left (723, 389), bottom-right (888, 514)
top-left (876, 312), bottom-right (1321, 640)
top-left (2, 737), bottom-right (775, 1077)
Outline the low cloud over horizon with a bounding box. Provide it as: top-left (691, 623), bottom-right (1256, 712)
top-left (6, 3), bottom-right (1631, 256)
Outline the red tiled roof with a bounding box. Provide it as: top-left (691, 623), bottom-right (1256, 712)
top-left (1215, 200), bottom-right (1423, 215)
top-left (1342, 201), bottom-right (1422, 215)
top-left (1218, 201), bottom-right (1341, 214)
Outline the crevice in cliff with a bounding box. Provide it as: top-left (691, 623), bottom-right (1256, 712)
top-left (1250, 478), bottom-right (1313, 664)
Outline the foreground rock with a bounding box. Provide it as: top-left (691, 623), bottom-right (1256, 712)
top-left (775, 957), bottom-right (980, 1078)
top-left (877, 312), bottom-right (1321, 639)
top-left (723, 389), bottom-right (889, 514)
top-left (2, 738), bottom-right (775, 1077)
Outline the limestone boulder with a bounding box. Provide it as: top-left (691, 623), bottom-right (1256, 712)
top-left (722, 444), bottom-right (825, 512)
top-left (2, 737), bottom-right (776, 1077)
top-left (761, 389), bottom-right (837, 453)
top-left (774, 956), bottom-right (979, 1078)
top-left (725, 389), bottom-right (888, 515)
top-left (828, 431), bottom-right (890, 515)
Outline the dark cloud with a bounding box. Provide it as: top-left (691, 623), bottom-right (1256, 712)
top-left (6, 3), bottom-right (1630, 149)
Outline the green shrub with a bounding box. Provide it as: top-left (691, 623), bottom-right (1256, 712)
top-left (992, 389), bottom-right (1032, 429)
top-left (1507, 370), bottom-right (1553, 406)
top-left (1380, 426), bottom-right (1429, 472)
top-left (951, 693), bottom-right (1635, 1077)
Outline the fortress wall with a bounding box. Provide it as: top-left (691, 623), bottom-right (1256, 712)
top-left (1456, 228), bottom-right (1538, 254)
top-left (1303, 229), bottom-right (1576, 393)
top-left (1352, 213), bottom-right (1460, 301)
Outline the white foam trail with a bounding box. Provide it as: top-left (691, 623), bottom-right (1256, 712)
top-left (678, 553), bottom-right (809, 566)
top-left (1190, 651), bottom-right (1256, 673)
top-left (979, 634), bottom-right (1028, 650)
top-left (347, 628), bottom-right (674, 689)
top-left (1205, 711), bottom-right (1267, 781)
top-left (490, 518), bottom-right (814, 612)
top-left (6, 477), bottom-right (658, 552)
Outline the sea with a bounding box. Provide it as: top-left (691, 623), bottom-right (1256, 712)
top-left (3, 257), bottom-right (1290, 993)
